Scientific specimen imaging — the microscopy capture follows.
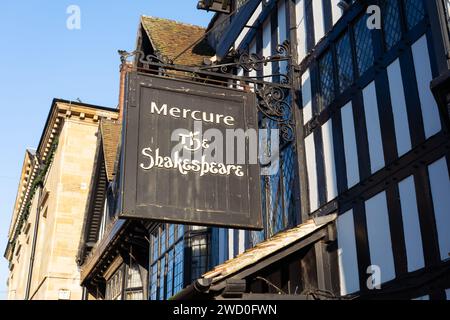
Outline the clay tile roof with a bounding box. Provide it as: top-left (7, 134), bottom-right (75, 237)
top-left (100, 120), bottom-right (121, 181)
top-left (141, 15), bottom-right (215, 66)
top-left (202, 218), bottom-right (335, 284)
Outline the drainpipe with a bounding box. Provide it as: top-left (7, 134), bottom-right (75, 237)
top-left (82, 286), bottom-right (89, 300)
top-left (24, 158), bottom-right (43, 300)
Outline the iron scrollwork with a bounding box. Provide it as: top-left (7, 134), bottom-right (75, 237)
top-left (118, 40), bottom-right (295, 143)
top-left (200, 40), bottom-right (295, 143)
top-left (207, 40), bottom-right (290, 78)
top-left (118, 49), bottom-right (174, 66)
top-left (256, 84), bottom-right (294, 143)
top-left (249, 40), bottom-right (294, 143)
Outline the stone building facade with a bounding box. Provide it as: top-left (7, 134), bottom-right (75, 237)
top-left (4, 100), bottom-right (118, 300)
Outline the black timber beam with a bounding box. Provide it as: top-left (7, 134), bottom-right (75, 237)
top-left (216, 0), bottom-right (262, 60)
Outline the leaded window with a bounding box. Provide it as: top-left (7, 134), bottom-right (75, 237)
top-left (168, 224), bottom-right (175, 247)
top-left (266, 147), bottom-right (296, 236)
top-left (124, 262), bottom-right (144, 300)
top-left (251, 177), bottom-right (268, 246)
top-left (382, 0), bottom-right (402, 50)
top-left (105, 267), bottom-right (123, 300)
top-left (268, 165), bottom-right (283, 235)
top-left (152, 234), bottom-right (159, 263)
top-left (269, 172), bottom-right (284, 234)
top-left (161, 227), bottom-right (166, 253)
top-left (105, 262), bottom-right (143, 300)
top-left (336, 33), bottom-right (354, 93)
top-left (149, 224), bottom-right (184, 300)
top-left (404, 0), bottom-right (426, 30)
top-left (319, 51), bottom-right (335, 109)
top-left (173, 240), bottom-right (184, 293)
top-left (166, 249), bottom-right (174, 298)
top-left (150, 264), bottom-right (158, 300)
top-left (158, 256), bottom-right (166, 300)
top-left (300, 0), bottom-right (427, 110)
top-left (265, 119), bottom-right (281, 238)
top-left (354, 14), bottom-right (374, 76)
top-left (190, 233), bottom-right (210, 281)
top-left (126, 263), bottom-right (143, 288)
top-left (281, 145), bottom-right (297, 228)
top-left (252, 115), bottom-right (297, 243)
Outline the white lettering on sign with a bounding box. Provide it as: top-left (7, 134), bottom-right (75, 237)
top-left (150, 101), bottom-right (235, 126)
top-left (140, 148), bottom-right (244, 177)
top-left (178, 132), bottom-right (210, 152)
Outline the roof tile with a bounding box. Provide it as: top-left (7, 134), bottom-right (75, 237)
top-left (100, 120), bottom-right (121, 181)
top-left (202, 220), bottom-right (329, 283)
top-left (141, 16), bottom-right (214, 66)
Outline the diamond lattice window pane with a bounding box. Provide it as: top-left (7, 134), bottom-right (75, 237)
top-left (354, 15), bottom-right (374, 76)
top-left (336, 32), bottom-right (354, 93)
top-left (319, 51), bottom-right (335, 108)
top-left (382, 0), bottom-right (402, 50)
top-left (281, 145), bottom-right (297, 229)
top-left (404, 0), bottom-right (426, 30)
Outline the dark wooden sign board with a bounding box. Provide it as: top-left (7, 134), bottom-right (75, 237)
top-left (120, 72), bottom-right (263, 230)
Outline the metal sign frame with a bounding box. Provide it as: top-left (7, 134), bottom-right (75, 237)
top-left (117, 40), bottom-right (294, 230)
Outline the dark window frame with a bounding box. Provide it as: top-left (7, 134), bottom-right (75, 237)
top-left (149, 224), bottom-right (186, 300)
top-left (105, 260), bottom-right (145, 301)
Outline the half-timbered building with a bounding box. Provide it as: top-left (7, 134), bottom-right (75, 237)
top-left (79, 0), bottom-right (450, 300)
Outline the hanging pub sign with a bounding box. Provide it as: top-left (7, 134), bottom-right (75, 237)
top-left (120, 72), bottom-right (263, 230)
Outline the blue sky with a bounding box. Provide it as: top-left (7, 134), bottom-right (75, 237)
top-left (0, 0), bottom-right (213, 300)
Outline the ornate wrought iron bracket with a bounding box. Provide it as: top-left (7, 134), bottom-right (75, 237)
top-left (200, 40), bottom-right (291, 83)
top-left (200, 40), bottom-right (294, 143)
top-left (118, 40), bottom-right (295, 144)
top-left (255, 84), bottom-right (294, 143)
